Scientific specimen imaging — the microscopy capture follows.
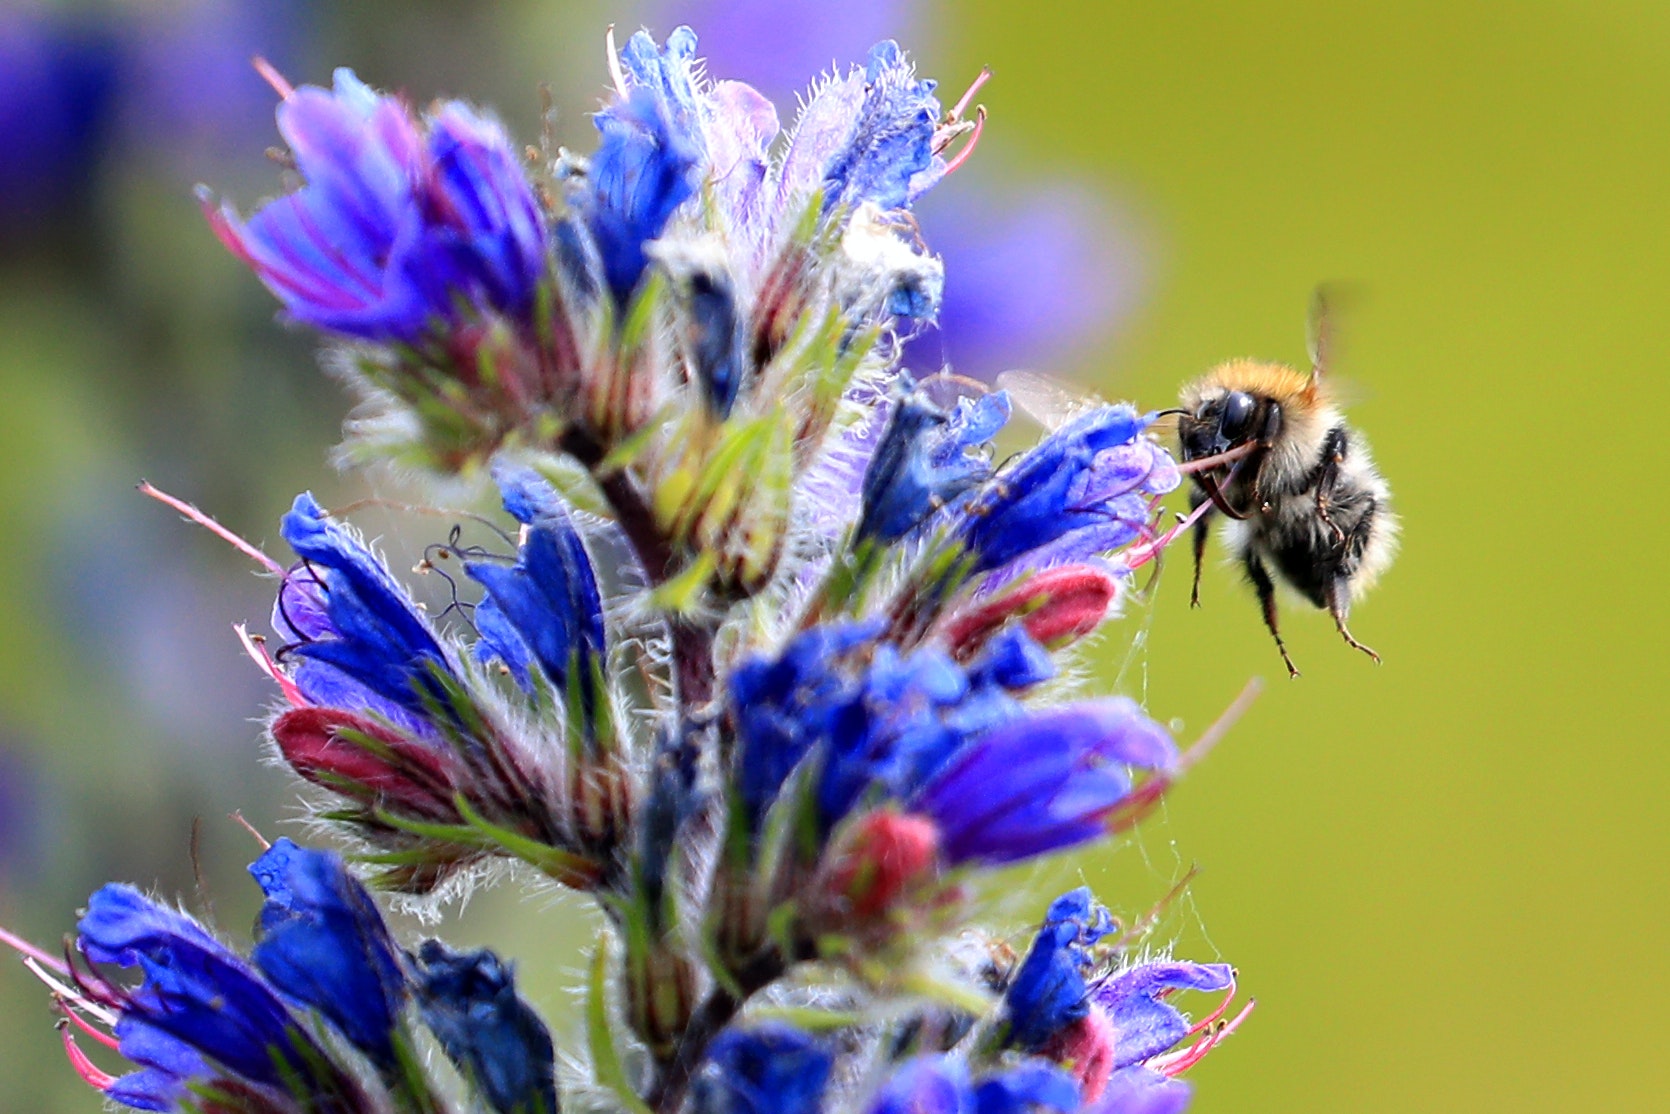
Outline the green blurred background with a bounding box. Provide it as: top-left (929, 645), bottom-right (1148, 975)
top-left (1, 1), bottom-right (1664, 1110)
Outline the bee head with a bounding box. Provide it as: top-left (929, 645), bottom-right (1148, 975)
top-left (1180, 389), bottom-right (1261, 460)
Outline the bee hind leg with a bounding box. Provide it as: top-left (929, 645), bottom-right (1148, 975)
top-left (1245, 554), bottom-right (1300, 679)
top-left (1326, 576), bottom-right (1381, 664)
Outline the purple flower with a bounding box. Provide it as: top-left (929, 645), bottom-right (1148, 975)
top-left (410, 939), bottom-right (557, 1114)
top-left (1089, 1069), bottom-right (1193, 1114)
top-left (643, 1), bottom-right (1146, 381)
top-left (913, 698), bottom-right (1177, 866)
top-left (1092, 961), bottom-right (1235, 1073)
top-left (906, 180), bottom-right (1144, 381)
top-left (124, 0), bottom-right (311, 171)
top-left (0, 8), bottom-right (118, 226)
top-left (643, 0), bottom-right (918, 101)
top-left (248, 838), bottom-right (407, 1068)
top-left (207, 68), bottom-right (547, 340)
top-left (693, 1023), bottom-right (833, 1114)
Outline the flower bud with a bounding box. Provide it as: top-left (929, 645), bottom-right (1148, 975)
top-left (271, 706), bottom-right (459, 820)
top-left (625, 938), bottom-right (700, 1060)
top-left (942, 563), bottom-right (1121, 659)
top-left (812, 808), bottom-right (942, 924)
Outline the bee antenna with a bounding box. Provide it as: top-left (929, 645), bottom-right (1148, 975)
top-left (1151, 407), bottom-right (1188, 419)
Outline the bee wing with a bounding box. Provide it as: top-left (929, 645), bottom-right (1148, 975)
top-left (995, 369), bottom-right (1107, 432)
top-left (1306, 282), bottom-right (1365, 383)
top-left (915, 371), bottom-right (993, 411)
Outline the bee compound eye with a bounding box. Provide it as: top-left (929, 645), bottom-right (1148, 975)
top-left (1220, 391), bottom-right (1256, 440)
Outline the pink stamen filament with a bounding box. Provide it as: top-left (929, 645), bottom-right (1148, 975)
top-left (1155, 999), bottom-right (1256, 1076)
top-left (235, 624), bottom-right (305, 707)
top-left (948, 67), bottom-right (994, 123)
top-left (57, 1003), bottom-right (121, 1051)
top-left (1178, 678), bottom-right (1262, 773)
top-left (1184, 979), bottom-right (1238, 1038)
top-left (230, 810), bottom-right (273, 851)
top-left (0, 924), bottom-right (69, 974)
top-left (943, 106), bottom-right (987, 176)
top-left (24, 958), bottom-right (119, 1028)
top-left (1121, 491), bottom-right (1218, 571)
top-left (59, 1026), bottom-right (117, 1092)
top-left (139, 483), bottom-right (283, 574)
top-left (252, 55), bottom-right (294, 100)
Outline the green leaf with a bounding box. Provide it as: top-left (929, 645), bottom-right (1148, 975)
top-left (587, 935), bottom-right (654, 1114)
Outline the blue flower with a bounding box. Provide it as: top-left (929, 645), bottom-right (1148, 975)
top-left (952, 408), bottom-right (1178, 575)
top-left (778, 40), bottom-right (944, 216)
top-left (100, 1016), bottom-right (210, 1112)
top-left (866, 1056), bottom-right (1079, 1114)
top-left (728, 619), bottom-right (886, 830)
top-left (1004, 888), bottom-right (1116, 1052)
top-left (728, 621), bottom-right (1044, 838)
top-left (858, 386), bottom-right (1011, 543)
top-left (568, 84), bottom-right (699, 305)
top-left (77, 885), bottom-right (324, 1099)
top-left (280, 492), bottom-right (457, 722)
top-left (410, 939), bottom-right (558, 1114)
top-left (248, 838), bottom-right (407, 1068)
top-left (693, 1023), bottom-right (833, 1114)
top-left (206, 68), bottom-right (547, 340)
top-left (466, 467), bottom-right (607, 713)
top-left (913, 698), bottom-right (1177, 866)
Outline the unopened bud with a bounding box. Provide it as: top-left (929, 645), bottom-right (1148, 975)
top-left (624, 940), bottom-right (699, 1060)
top-left (942, 563), bottom-right (1120, 659)
top-left (814, 808), bottom-right (942, 923)
top-left (272, 707), bottom-right (459, 819)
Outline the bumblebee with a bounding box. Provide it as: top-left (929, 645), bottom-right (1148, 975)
top-left (1177, 293), bottom-right (1398, 677)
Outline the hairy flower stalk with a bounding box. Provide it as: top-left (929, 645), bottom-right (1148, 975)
top-left (9, 23), bottom-right (1259, 1114)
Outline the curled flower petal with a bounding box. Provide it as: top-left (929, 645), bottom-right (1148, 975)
top-left (248, 839), bottom-right (407, 1067)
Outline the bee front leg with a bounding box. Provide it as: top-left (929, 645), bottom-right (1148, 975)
top-left (1245, 553), bottom-right (1300, 678)
top-left (1189, 486), bottom-right (1214, 609)
top-left (1313, 425), bottom-right (1350, 550)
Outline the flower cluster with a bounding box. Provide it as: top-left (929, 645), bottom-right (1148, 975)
top-left (13, 24), bottom-right (1250, 1114)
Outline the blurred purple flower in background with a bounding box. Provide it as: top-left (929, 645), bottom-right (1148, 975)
top-left (122, 0), bottom-right (313, 180)
top-left (645, 0), bottom-right (1146, 380)
top-left (0, 6), bottom-right (118, 230)
top-left (0, 0), bottom-right (309, 232)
